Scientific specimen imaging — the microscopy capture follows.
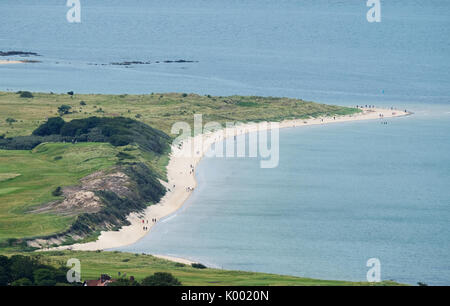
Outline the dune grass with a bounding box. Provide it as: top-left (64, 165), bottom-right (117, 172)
top-left (0, 91), bottom-right (360, 138)
top-left (32, 250), bottom-right (402, 286)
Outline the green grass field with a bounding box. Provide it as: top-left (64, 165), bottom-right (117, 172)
top-left (0, 91), bottom-right (360, 244)
top-left (0, 142), bottom-right (119, 240)
top-left (0, 91), bottom-right (360, 137)
top-left (0, 91), bottom-right (376, 285)
top-left (32, 250), bottom-right (401, 286)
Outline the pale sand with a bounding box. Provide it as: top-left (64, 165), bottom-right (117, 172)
top-left (48, 107), bottom-right (411, 260)
top-left (0, 60), bottom-right (25, 65)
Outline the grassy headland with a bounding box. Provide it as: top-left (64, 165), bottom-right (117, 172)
top-left (0, 91), bottom-right (359, 137)
top-left (24, 250), bottom-right (401, 286)
top-left (0, 91), bottom-right (374, 285)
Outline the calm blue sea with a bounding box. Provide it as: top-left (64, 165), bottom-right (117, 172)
top-left (1, 0), bottom-right (449, 285)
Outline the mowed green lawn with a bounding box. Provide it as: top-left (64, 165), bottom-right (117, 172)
top-left (0, 142), bottom-right (119, 240)
top-left (35, 251), bottom-right (402, 286)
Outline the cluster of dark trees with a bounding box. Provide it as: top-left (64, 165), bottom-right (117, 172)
top-left (109, 272), bottom-right (181, 286)
top-left (0, 255), bottom-right (70, 286)
top-left (0, 116), bottom-right (171, 153)
top-left (0, 254), bottom-right (182, 286)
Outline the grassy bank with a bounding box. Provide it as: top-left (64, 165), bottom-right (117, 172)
top-left (0, 142), bottom-right (118, 241)
top-left (0, 91), bottom-right (360, 137)
top-left (30, 250), bottom-right (401, 286)
top-left (0, 91), bottom-right (361, 252)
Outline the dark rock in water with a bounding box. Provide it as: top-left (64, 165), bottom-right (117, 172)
top-left (0, 51), bottom-right (40, 57)
top-left (163, 59), bottom-right (198, 63)
top-left (109, 59), bottom-right (198, 66)
top-left (110, 61), bottom-right (151, 66)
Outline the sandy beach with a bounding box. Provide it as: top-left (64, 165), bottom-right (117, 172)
top-left (49, 107), bottom-right (411, 257)
top-left (0, 60), bottom-right (24, 65)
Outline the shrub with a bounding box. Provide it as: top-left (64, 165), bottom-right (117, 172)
top-left (9, 255), bottom-right (36, 281)
top-left (140, 272), bottom-right (181, 286)
top-left (108, 278), bottom-right (140, 286)
top-left (58, 105), bottom-right (72, 116)
top-left (191, 263), bottom-right (207, 269)
top-left (32, 117), bottom-right (65, 136)
top-left (0, 266), bottom-right (9, 286)
top-left (116, 152), bottom-right (135, 160)
top-left (18, 91), bottom-right (33, 98)
top-left (80, 101), bottom-right (86, 106)
top-left (11, 278), bottom-right (33, 286)
top-left (52, 186), bottom-right (63, 197)
top-left (5, 118), bottom-right (17, 125)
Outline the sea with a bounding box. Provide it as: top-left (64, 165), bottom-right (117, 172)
top-left (1, 0), bottom-right (449, 285)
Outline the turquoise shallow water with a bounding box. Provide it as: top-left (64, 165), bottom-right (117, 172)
top-left (1, 0), bottom-right (449, 284)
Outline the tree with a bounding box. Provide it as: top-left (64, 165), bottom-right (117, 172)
top-left (33, 269), bottom-right (58, 286)
top-left (191, 263), bottom-right (207, 269)
top-left (140, 272), bottom-right (181, 286)
top-left (108, 278), bottom-right (140, 286)
top-left (9, 255), bottom-right (35, 281)
top-left (32, 117), bottom-right (65, 136)
top-left (5, 118), bottom-right (17, 125)
top-left (33, 268), bottom-right (66, 286)
top-left (0, 266), bottom-right (10, 286)
top-left (52, 186), bottom-right (63, 196)
top-left (18, 91), bottom-right (34, 98)
top-left (58, 105), bottom-right (72, 116)
top-left (11, 278), bottom-right (33, 286)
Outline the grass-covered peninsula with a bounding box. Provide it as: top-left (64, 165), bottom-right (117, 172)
top-left (0, 91), bottom-right (374, 286)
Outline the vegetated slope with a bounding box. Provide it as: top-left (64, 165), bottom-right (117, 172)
top-left (29, 250), bottom-right (404, 286)
top-left (0, 91), bottom-right (361, 137)
top-left (0, 117), bottom-right (171, 250)
top-left (0, 116), bottom-right (171, 153)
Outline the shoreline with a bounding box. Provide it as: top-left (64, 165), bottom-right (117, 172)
top-left (0, 60), bottom-right (23, 65)
top-left (48, 107), bottom-right (411, 262)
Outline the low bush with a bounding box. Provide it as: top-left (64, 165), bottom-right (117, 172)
top-left (191, 263), bottom-right (207, 269)
top-left (18, 91), bottom-right (33, 98)
top-left (52, 186), bottom-right (62, 197)
top-left (141, 272), bottom-right (181, 286)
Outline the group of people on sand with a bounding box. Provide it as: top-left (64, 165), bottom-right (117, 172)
top-left (141, 218), bottom-right (157, 231)
top-left (356, 104), bottom-right (376, 109)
